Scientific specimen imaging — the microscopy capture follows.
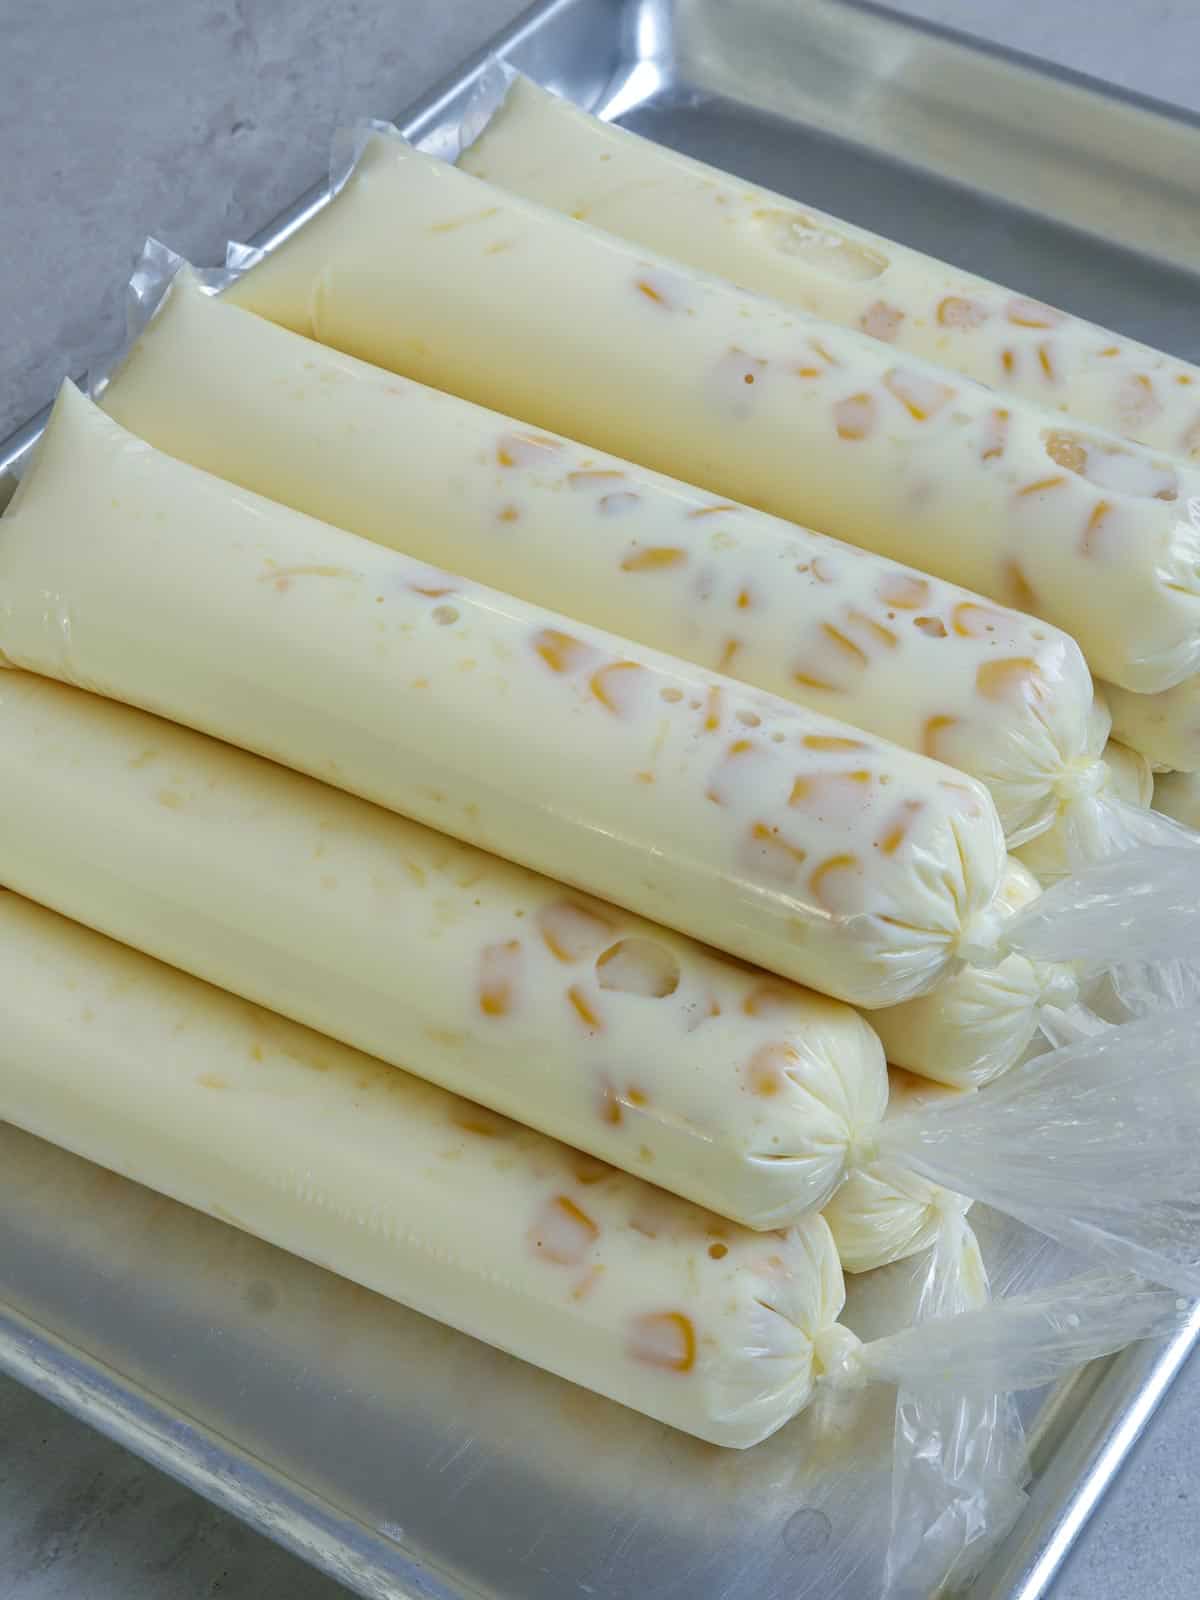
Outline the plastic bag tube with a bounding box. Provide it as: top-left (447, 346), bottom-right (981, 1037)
top-left (4, 673), bottom-right (1200, 1292)
top-left (7, 391), bottom-right (1200, 1009)
top-left (1155, 769), bottom-right (1200, 830)
top-left (874, 1007), bottom-right (1200, 1295)
top-left (0, 888), bottom-right (1188, 1599)
top-left (458, 67), bottom-right (1200, 463)
top-left (0, 670), bottom-right (887, 1231)
top-left (1106, 674), bottom-right (1200, 772)
top-left (99, 251), bottom-right (1118, 854)
top-left (0, 383), bottom-right (1016, 1012)
top-left (0, 887), bottom-right (847, 1449)
top-left (7, 885), bottom-right (1182, 1422)
top-left (223, 124), bottom-right (1200, 693)
top-left (1015, 739), bottom-right (1154, 883)
top-left (6, 672), bottom-right (1200, 1284)
top-left (50, 250), bottom-right (1175, 1068)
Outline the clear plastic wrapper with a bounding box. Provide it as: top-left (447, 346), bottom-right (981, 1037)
top-left (100, 251), bottom-right (1114, 852)
top-left (1015, 739), bottom-right (1155, 883)
top-left (3, 674), bottom-right (1200, 1288)
top-left (1001, 844), bottom-right (1200, 979)
top-left (223, 123), bottom-right (1200, 693)
top-left (883, 1214), bottom-right (1029, 1599)
top-left (0, 889), bottom-right (1188, 1598)
top-left (1105, 673), bottom-right (1200, 772)
top-left (0, 671), bottom-right (887, 1231)
top-left (874, 1006), bottom-right (1200, 1294)
top-left (459, 68), bottom-right (1200, 462)
top-left (855, 1271), bottom-right (1189, 1395)
top-left (9, 387), bottom-right (1200, 1022)
top-left (0, 384), bottom-right (1018, 1011)
top-left (855, 976), bottom-right (1200, 1291)
top-left (0, 888), bottom-right (845, 1449)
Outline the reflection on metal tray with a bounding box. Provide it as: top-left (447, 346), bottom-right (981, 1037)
top-left (2, 1), bottom-right (1200, 1596)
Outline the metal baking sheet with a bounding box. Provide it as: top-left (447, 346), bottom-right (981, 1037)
top-left (3, 1), bottom-right (1200, 1595)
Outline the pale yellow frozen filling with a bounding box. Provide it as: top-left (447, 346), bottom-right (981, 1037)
top-left (226, 131), bottom-right (1200, 693)
top-left (0, 670), bottom-right (887, 1229)
top-left (463, 76), bottom-right (1200, 461)
top-left (0, 888), bottom-right (846, 1448)
top-left (103, 270), bottom-right (1103, 848)
top-left (0, 385), bottom-right (1007, 1010)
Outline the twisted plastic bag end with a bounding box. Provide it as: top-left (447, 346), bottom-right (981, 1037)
top-left (1053, 791), bottom-right (1200, 881)
top-left (877, 1005), bottom-right (1200, 1299)
top-left (882, 1214), bottom-right (1029, 1599)
top-left (819, 1233), bottom-right (1187, 1595)
top-left (860, 1270), bottom-right (1189, 1395)
top-left (1003, 841), bottom-right (1200, 1000)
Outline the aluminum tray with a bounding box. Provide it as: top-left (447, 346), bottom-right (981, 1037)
top-left (3, 2), bottom-right (1200, 1595)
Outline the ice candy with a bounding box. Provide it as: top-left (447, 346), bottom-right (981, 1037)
top-left (3, 886), bottom-right (1179, 1540)
top-left (0, 888), bottom-right (849, 1448)
top-left (461, 73), bottom-right (1200, 460)
top-left (102, 263), bottom-right (1108, 849)
top-left (1105, 675), bottom-right (1200, 773)
top-left (0, 384), bottom-right (1013, 1010)
top-left (1154, 770), bottom-right (1200, 832)
top-left (225, 128), bottom-right (1200, 693)
top-left (1015, 741), bottom-right (1154, 882)
top-left (871, 860), bottom-right (1076, 1089)
top-left (15, 671), bottom-right (1193, 1281)
top-left (823, 1070), bottom-right (970, 1274)
top-left (0, 671), bottom-right (889, 1230)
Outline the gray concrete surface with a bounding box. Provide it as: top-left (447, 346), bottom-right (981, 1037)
top-left (2, 1), bottom-right (1199, 1597)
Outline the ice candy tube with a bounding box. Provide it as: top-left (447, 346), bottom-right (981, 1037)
top-left (224, 127), bottom-right (1200, 693)
top-left (4, 681), bottom-right (1200, 1292)
top-left (0, 384), bottom-right (1016, 1011)
top-left (0, 888), bottom-right (847, 1448)
top-left (6, 390), bottom-right (1198, 1014)
top-left (1154, 770), bottom-right (1200, 831)
top-left (1015, 740), bottom-right (1156, 883)
top-left (102, 258), bottom-right (1121, 852)
top-left (0, 889), bottom-right (1184, 1600)
top-left (1105, 675), bottom-right (1200, 773)
top-left (0, 670), bottom-right (889, 1230)
top-left (460, 71), bottom-right (1200, 461)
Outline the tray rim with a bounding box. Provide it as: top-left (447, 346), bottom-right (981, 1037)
top-left (4, 1), bottom-right (1200, 1596)
top-left (6, 0), bottom-right (1200, 481)
top-left (0, 1297), bottom-right (455, 1600)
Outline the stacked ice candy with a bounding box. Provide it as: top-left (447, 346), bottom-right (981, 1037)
top-left (460, 73), bottom-right (1200, 461)
top-left (457, 72), bottom-right (1200, 818)
top-left (226, 126), bottom-right (1200, 698)
top-left (4, 76), bottom-right (1200, 1591)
